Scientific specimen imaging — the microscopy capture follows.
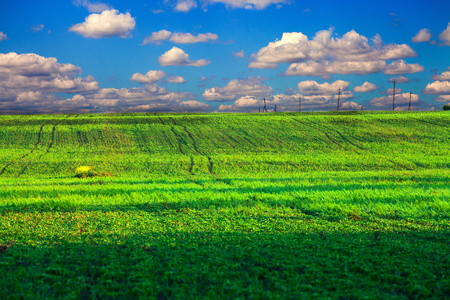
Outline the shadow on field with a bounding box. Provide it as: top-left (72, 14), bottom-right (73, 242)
top-left (1, 230), bottom-right (449, 299)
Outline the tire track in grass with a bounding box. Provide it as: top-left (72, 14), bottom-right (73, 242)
top-left (20, 115), bottom-right (71, 175)
top-left (170, 117), bottom-right (213, 175)
top-left (290, 119), bottom-right (331, 148)
top-left (1, 120), bottom-right (50, 176)
top-left (307, 119), bottom-right (366, 151)
top-left (292, 119), bottom-right (342, 148)
top-left (47, 114), bottom-right (71, 153)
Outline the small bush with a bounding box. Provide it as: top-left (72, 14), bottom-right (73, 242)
top-left (443, 104), bottom-right (450, 111)
top-left (75, 166), bottom-right (96, 178)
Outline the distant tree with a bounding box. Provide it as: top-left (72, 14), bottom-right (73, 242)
top-left (444, 104), bottom-right (450, 111)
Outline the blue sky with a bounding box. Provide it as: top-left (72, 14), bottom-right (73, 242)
top-left (0, 0), bottom-right (449, 114)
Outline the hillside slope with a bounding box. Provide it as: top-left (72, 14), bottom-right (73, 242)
top-left (0, 112), bottom-right (448, 177)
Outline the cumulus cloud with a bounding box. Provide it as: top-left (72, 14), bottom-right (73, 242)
top-left (0, 52), bottom-right (99, 94)
top-left (31, 24), bottom-right (45, 32)
top-left (384, 60), bottom-right (424, 75)
top-left (431, 70), bottom-right (450, 81)
top-left (0, 52), bottom-right (102, 114)
top-left (168, 76), bottom-right (186, 83)
top-left (130, 70), bottom-right (167, 84)
top-left (438, 23), bottom-right (450, 46)
top-left (233, 50), bottom-right (245, 58)
top-left (66, 86), bottom-right (209, 113)
top-left (434, 95), bottom-right (450, 103)
top-left (202, 0), bottom-right (288, 10)
top-left (411, 28), bottom-right (431, 43)
top-left (297, 80), bottom-right (350, 96)
top-left (158, 47), bottom-right (210, 66)
top-left (73, 0), bottom-right (111, 12)
top-left (218, 90), bottom-right (356, 113)
top-left (286, 60), bottom-right (387, 77)
top-left (353, 82), bottom-right (378, 93)
top-left (175, 0), bottom-right (198, 12)
top-left (341, 101), bottom-right (360, 110)
top-left (166, 0), bottom-right (288, 11)
top-left (69, 9), bottom-right (135, 38)
top-left (423, 81), bottom-right (450, 95)
top-left (249, 29), bottom-right (419, 77)
top-left (381, 88), bottom-right (402, 95)
top-left (0, 53), bottom-right (211, 114)
top-left (203, 77), bottom-right (273, 102)
top-left (0, 32), bottom-right (7, 42)
top-left (179, 100), bottom-right (210, 111)
top-left (142, 30), bottom-right (218, 45)
top-left (370, 92), bottom-right (419, 107)
top-left (388, 76), bottom-right (411, 83)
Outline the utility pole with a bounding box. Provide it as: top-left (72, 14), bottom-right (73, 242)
top-left (408, 92), bottom-right (412, 111)
top-left (274, 105), bottom-right (277, 113)
top-left (392, 80), bottom-right (396, 111)
top-left (299, 96), bottom-right (302, 113)
top-left (263, 98), bottom-right (268, 113)
top-left (337, 88), bottom-right (341, 112)
top-left (258, 108), bottom-right (260, 113)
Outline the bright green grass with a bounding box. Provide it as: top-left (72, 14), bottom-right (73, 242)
top-left (0, 111), bottom-right (449, 298)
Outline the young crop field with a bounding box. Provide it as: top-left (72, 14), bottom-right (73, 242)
top-left (0, 111), bottom-right (449, 298)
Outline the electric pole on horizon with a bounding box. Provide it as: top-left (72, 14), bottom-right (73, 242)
top-left (299, 96), bottom-right (302, 113)
top-left (392, 80), bottom-right (396, 111)
top-left (337, 88), bottom-right (341, 112)
top-left (408, 92), bottom-right (412, 111)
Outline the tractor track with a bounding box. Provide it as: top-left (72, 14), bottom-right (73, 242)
top-left (293, 119), bottom-right (342, 148)
top-left (307, 119), bottom-right (366, 151)
top-left (19, 114), bottom-right (71, 176)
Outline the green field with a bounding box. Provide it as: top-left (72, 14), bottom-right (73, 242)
top-left (0, 111), bottom-right (449, 299)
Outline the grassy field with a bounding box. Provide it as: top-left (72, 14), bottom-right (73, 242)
top-left (0, 111), bottom-right (449, 299)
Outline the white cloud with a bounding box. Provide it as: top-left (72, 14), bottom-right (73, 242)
top-left (203, 77), bottom-right (273, 102)
top-left (233, 50), bottom-right (245, 58)
top-left (31, 24), bottom-right (45, 32)
top-left (175, 0), bottom-right (198, 12)
top-left (168, 76), bottom-right (187, 83)
top-left (438, 22), bottom-right (450, 46)
top-left (423, 81), bottom-right (450, 95)
top-left (431, 70), bottom-right (450, 81)
top-left (0, 32), bottom-right (7, 42)
top-left (130, 70), bottom-right (167, 84)
top-left (0, 52), bottom-right (98, 94)
top-left (158, 47), bottom-right (210, 66)
top-left (383, 60), bottom-right (424, 75)
top-left (69, 9), bottom-right (135, 38)
top-left (286, 60), bottom-right (387, 77)
top-left (179, 100), bottom-right (210, 111)
top-left (388, 76), bottom-right (411, 83)
top-left (249, 29), bottom-right (418, 77)
top-left (0, 53), bottom-right (106, 114)
top-left (218, 90), bottom-right (357, 113)
top-left (0, 53), bottom-right (210, 114)
top-left (73, 0), bottom-right (112, 13)
top-left (381, 88), bottom-right (402, 95)
top-left (341, 101), bottom-right (360, 110)
top-left (170, 32), bottom-right (218, 44)
top-left (353, 82), bottom-right (378, 93)
top-left (142, 30), bottom-right (218, 45)
top-left (370, 92), bottom-right (419, 107)
top-left (202, 0), bottom-right (288, 10)
top-left (142, 30), bottom-right (172, 45)
top-left (435, 95), bottom-right (450, 103)
top-left (297, 80), bottom-right (350, 96)
top-left (411, 28), bottom-right (431, 43)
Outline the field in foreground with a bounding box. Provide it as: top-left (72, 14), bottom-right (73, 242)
top-left (0, 111), bottom-right (449, 298)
